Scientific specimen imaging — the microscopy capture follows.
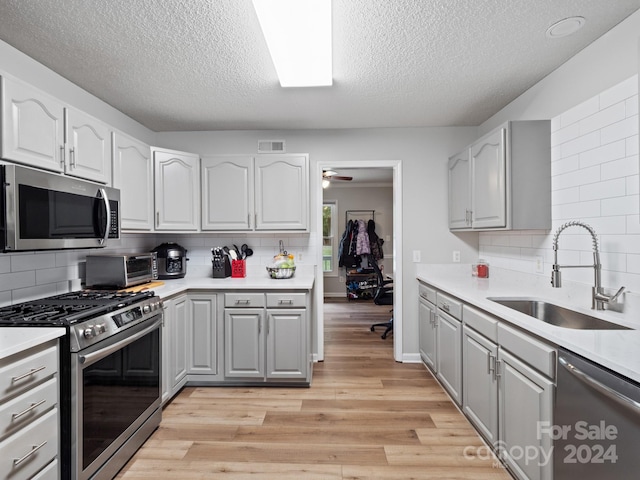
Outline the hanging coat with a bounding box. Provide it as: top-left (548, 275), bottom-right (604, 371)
top-left (367, 219), bottom-right (384, 260)
top-left (355, 219), bottom-right (371, 255)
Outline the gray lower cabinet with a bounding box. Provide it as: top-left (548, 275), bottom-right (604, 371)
top-left (418, 284), bottom-right (437, 370)
top-left (224, 292), bottom-right (310, 384)
top-left (436, 309), bottom-right (462, 405)
top-left (162, 294), bottom-right (188, 404)
top-left (188, 294), bottom-right (219, 376)
top-left (0, 339), bottom-right (60, 479)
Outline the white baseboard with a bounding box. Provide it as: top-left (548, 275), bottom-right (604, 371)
top-left (402, 353), bottom-right (422, 363)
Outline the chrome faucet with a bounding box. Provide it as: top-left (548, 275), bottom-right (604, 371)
top-left (551, 221), bottom-right (625, 310)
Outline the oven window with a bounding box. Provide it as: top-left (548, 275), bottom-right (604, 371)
top-left (82, 328), bottom-right (160, 469)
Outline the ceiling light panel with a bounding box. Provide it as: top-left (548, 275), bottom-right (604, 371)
top-left (252, 0), bottom-right (332, 87)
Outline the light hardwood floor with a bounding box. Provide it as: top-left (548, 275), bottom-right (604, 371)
top-left (117, 298), bottom-right (511, 479)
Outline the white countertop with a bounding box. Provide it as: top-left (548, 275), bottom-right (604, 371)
top-left (0, 328), bottom-right (65, 360)
top-left (416, 264), bottom-right (640, 383)
top-left (146, 265), bottom-right (315, 299)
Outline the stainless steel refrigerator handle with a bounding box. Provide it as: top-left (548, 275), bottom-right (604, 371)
top-left (559, 356), bottom-right (640, 413)
top-left (98, 188), bottom-right (111, 245)
top-left (79, 318), bottom-right (162, 366)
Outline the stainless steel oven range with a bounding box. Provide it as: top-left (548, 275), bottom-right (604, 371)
top-left (0, 290), bottom-right (163, 480)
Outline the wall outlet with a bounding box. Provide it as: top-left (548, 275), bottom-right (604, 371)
top-left (452, 250), bottom-right (461, 263)
top-left (298, 253), bottom-right (303, 262)
top-left (413, 250), bottom-right (421, 263)
top-left (339, 276), bottom-right (344, 283)
top-left (535, 255), bottom-right (544, 274)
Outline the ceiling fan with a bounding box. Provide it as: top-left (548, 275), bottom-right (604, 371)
top-left (322, 170), bottom-right (352, 188)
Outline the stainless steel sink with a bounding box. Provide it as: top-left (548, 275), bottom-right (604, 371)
top-left (487, 297), bottom-right (631, 330)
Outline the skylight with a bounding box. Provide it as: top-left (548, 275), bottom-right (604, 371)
top-left (252, 0), bottom-right (333, 87)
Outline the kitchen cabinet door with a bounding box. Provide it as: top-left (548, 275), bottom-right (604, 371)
top-left (498, 348), bottom-right (554, 480)
top-left (112, 132), bottom-right (153, 230)
top-left (153, 148), bottom-right (200, 231)
top-left (224, 308), bottom-right (265, 379)
top-left (470, 127), bottom-right (506, 229)
top-left (266, 309), bottom-right (307, 380)
top-left (255, 155), bottom-right (308, 230)
top-left (201, 155), bottom-right (253, 230)
top-left (169, 295), bottom-right (188, 394)
top-left (448, 150), bottom-right (471, 229)
top-left (462, 325), bottom-right (499, 445)
top-left (436, 310), bottom-right (462, 405)
top-left (418, 295), bottom-right (437, 371)
top-left (188, 294), bottom-right (218, 375)
top-left (65, 107), bottom-right (111, 183)
top-left (1, 75), bottom-right (65, 173)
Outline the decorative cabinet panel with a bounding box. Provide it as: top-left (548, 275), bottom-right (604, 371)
top-left (255, 155), bottom-right (308, 231)
top-left (201, 156), bottom-right (253, 230)
top-left (2, 76), bottom-right (112, 184)
top-left (188, 294), bottom-right (218, 376)
top-left (448, 120), bottom-right (551, 231)
top-left (435, 309), bottom-right (462, 405)
top-left (161, 295), bottom-right (188, 404)
top-left (201, 154), bottom-right (309, 232)
top-left (266, 309), bottom-right (307, 380)
top-left (64, 107), bottom-right (111, 183)
top-left (153, 148), bottom-right (200, 231)
top-left (1, 75), bottom-right (65, 173)
top-left (112, 132), bottom-right (153, 230)
top-left (418, 286), bottom-right (437, 371)
top-left (224, 308), bottom-right (265, 379)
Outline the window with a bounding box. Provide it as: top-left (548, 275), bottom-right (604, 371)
top-left (322, 202), bottom-right (337, 274)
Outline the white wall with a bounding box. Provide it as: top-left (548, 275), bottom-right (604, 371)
top-left (476, 10), bottom-right (640, 298)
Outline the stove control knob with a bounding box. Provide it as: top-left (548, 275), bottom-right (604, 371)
top-left (143, 304), bottom-right (151, 314)
top-left (83, 327), bottom-right (96, 339)
top-left (96, 323), bottom-right (107, 334)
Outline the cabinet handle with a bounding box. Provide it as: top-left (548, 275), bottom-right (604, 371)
top-left (488, 353), bottom-right (496, 377)
top-left (60, 145), bottom-right (65, 168)
top-left (12, 399), bottom-right (47, 421)
top-left (278, 299), bottom-right (293, 305)
top-left (441, 302), bottom-right (450, 312)
top-left (156, 212), bottom-right (160, 226)
top-left (495, 359), bottom-right (502, 378)
top-left (248, 213), bottom-right (251, 228)
top-left (69, 147), bottom-right (76, 167)
top-left (468, 209), bottom-right (473, 225)
top-left (12, 365), bottom-right (46, 383)
top-left (266, 316), bottom-right (270, 335)
top-left (235, 299), bottom-right (250, 305)
top-left (13, 441), bottom-right (47, 467)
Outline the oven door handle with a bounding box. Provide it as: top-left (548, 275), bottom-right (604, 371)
top-left (559, 356), bottom-right (640, 413)
top-left (78, 318), bottom-right (161, 366)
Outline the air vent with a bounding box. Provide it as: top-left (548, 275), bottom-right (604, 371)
top-left (258, 140), bottom-right (286, 153)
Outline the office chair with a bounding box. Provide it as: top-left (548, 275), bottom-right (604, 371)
top-left (369, 260), bottom-right (394, 339)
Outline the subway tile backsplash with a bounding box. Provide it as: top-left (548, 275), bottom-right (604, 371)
top-left (0, 232), bottom-right (316, 306)
top-left (480, 74), bottom-right (640, 293)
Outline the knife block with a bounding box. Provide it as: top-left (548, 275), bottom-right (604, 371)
top-left (212, 254), bottom-right (231, 278)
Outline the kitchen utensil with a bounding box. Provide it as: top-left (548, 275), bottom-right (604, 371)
top-left (233, 244), bottom-right (241, 258)
top-left (241, 244), bottom-right (253, 258)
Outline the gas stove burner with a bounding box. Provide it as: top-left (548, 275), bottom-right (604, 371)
top-left (0, 289), bottom-right (156, 327)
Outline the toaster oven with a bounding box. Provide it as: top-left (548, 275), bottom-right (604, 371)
top-left (85, 253), bottom-right (158, 288)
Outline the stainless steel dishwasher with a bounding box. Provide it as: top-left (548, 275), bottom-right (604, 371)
top-left (554, 348), bottom-right (640, 479)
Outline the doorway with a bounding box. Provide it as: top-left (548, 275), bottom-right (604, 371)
top-left (315, 160), bottom-right (403, 362)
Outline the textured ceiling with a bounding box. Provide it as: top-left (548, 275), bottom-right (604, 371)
top-left (0, 0), bottom-right (638, 132)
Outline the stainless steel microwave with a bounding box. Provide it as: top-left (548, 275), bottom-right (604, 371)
top-left (0, 164), bottom-right (120, 251)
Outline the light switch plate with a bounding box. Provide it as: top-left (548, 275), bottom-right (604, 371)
top-left (535, 255), bottom-right (544, 273)
top-left (413, 250), bottom-right (421, 263)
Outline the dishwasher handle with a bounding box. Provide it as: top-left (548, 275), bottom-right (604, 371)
top-left (559, 356), bottom-right (640, 413)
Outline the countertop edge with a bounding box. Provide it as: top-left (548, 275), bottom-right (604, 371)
top-left (1, 327), bottom-right (65, 360)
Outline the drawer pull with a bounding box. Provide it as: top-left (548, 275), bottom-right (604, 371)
top-left (235, 299), bottom-right (251, 305)
top-left (12, 399), bottom-right (47, 420)
top-left (13, 441), bottom-right (47, 467)
top-left (441, 302), bottom-right (450, 312)
top-left (278, 299), bottom-right (293, 305)
top-left (12, 365), bottom-right (46, 383)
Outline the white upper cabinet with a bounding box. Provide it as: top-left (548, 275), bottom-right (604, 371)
top-left (112, 132), bottom-right (153, 230)
top-left (448, 149), bottom-right (471, 229)
top-left (201, 156), bottom-right (253, 230)
top-left (153, 148), bottom-right (200, 231)
top-left (448, 120), bottom-right (551, 231)
top-left (1, 76), bottom-right (65, 173)
top-left (65, 107), bottom-right (111, 183)
top-left (255, 155), bottom-right (308, 231)
top-left (470, 127), bottom-right (507, 229)
top-left (1, 76), bottom-right (112, 184)
top-left (201, 154), bottom-right (309, 232)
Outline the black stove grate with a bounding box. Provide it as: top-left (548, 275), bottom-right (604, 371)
top-left (0, 290), bottom-right (155, 326)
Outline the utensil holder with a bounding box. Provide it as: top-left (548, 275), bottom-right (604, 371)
top-left (231, 259), bottom-right (246, 278)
